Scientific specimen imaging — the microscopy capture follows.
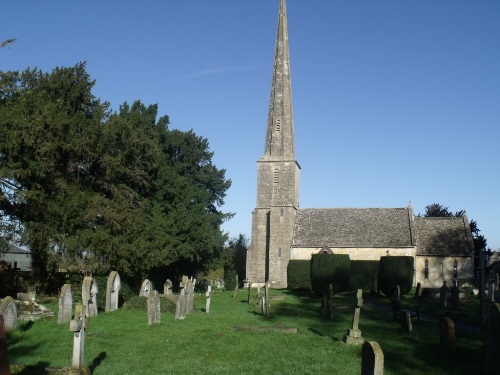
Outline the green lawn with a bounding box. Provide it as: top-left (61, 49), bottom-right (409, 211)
top-left (6, 289), bottom-right (485, 375)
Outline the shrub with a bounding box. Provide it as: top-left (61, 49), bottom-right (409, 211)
top-left (224, 267), bottom-right (237, 291)
top-left (378, 256), bottom-right (414, 297)
top-left (287, 260), bottom-right (312, 290)
top-left (310, 254), bottom-right (350, 295)
top-left (349, 261), bottom-right (379, 292)
top-left (123, 295), bottom-right (176, 314)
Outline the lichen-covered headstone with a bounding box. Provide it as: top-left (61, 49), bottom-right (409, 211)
top-left (0, 315), bottom-right (11, 375)
top-left (440, 281), bottom-right (448, 308)
top-left (82, 276), bottom-right (98, 317)
top-left (105, 271), bottom-right (120, 312)
top-left (69, 304), bottom-right (89, 372)
top-left (58, 284), bottom-right (73, 325)
top-left (439, 317), bottom-right (455, 353)
top-left (0, 296), bottom-right (17, 333)
top-left (147, 290), bottom-right (161, 325)
top-left (175, 289), bottom-right (187, 320)
top-left (400, 310), bottom-right (412, 334)
top-left (361, 341), bottom-right (384, 375)
top-left (164, 279), bottom-right (173, 295)
top-left (484, 303), bottom-right (500, 375)
top-left (139, 279), bottom-right (152, 297)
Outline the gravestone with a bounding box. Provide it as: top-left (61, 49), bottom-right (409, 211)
top-left (439, 317), bottom-right (455, 353)
top-left (440, 281), bottom-right (448, 308)
top-left (16, 293), bottom-right (28, 301)
top-left (147, 290), bottom-right (161, 325)
top-left (484, 303), bottom-right (500, 375)
top-left (488, 282), bottom-right (495, 303)
top-left (27, 284), bottom-right (36, 301)
top-left (0, 315), bottom-right (11, 375)
top-left (58, 284), bottom-right (73, 325)
top-left (361, 341), bottom-right (384, 375)
top-left (247, 282), bottom-right (253, 303)
top-left (400, 310), bottom-right (412, 334)
top-left (450, 285), bottom-right (459, 310)
top-left (82, 276), bottom-right (98, 317)
top-left (175, 289), bottom-right (187, 320)
top-left (264, 282), bottom-right (270, 318)
top-left (206, 285), bottom-right (212, 313)
top-left (414, 282), bottom-right (421, 298)
top-left (139, 279), bottom-right (152, 297)
top-left (343, 289), bottom-right (364, 345)
top-left (233, 274), bottom-right (239, 299)
top-left (69, 304), bottom-right (89, 372)
top-left (105, 271), bottom-right (121, 312)
top-left (0, 296), bottom-right (17, 333)
top-left (185, 280), bottom-right (195, 314)
top-left (164, 279), bottom-right (173, 296)
top-left (391, 285), bottom-right (400, 301)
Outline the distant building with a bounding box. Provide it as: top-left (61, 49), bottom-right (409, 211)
top-left (246, 0), bottom-right (474, 289)
top-left (0, 245), bottom-right (32, 271)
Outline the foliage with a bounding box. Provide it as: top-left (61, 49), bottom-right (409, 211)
top-left (287, 260), bottom-right (311, 290)
top-left (223, 266), bottom-right (237, 291)
top-left (378, 256), bottom-right (414, 297)
top-left (349, 260), bottom-right (379, 292)
top-left (310, 254), bottom-right (350, 295)
top-left (122, 295), bottom-right (176, 314)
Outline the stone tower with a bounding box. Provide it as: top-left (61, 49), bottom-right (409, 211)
top-left (247, 0), bottom-right (300, 288)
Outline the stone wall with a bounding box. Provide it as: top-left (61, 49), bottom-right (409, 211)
top-left (415, 256), bottom-right (473, 288)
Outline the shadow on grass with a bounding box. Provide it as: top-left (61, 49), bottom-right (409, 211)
top-left (10, 361), bottom-right (50, 375)
top-left (89, 351), bottom-right (107, 373)
top-left (19, 321), bottom-right (34, 332)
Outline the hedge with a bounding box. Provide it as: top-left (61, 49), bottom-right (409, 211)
top-left (378, 256), bottom-right (414, 297)
top-left (287, 260), bottom-right (311, 290)
top-left (310, 254), bottom-right (350, 295)
top-left (349, 260), bottom-right (379, 292)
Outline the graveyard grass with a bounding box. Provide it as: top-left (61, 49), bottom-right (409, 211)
top-left (6, 289), bottom-right (485, 375)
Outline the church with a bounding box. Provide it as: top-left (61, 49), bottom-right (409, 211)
top-left (246, 0), bottom-right (474, 289)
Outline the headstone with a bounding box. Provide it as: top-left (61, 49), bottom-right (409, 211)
top-left (247, 282), bottom-right (253, 303)
top-left (439, 317), bottom-right (455, 353)
top-left (264, 281), bottom-right (270, 318)
top-left (206, 285), bottom-right (212, 313)
top-left (16, 293), bottom-right (28, 301)
top-left (82, 276), bottom-right (98, 317)
top-left (440, 281), bottom-right (448, 308)
top-left (484, 303), bottom-right (500, 375)
top-left (361, 341), bottom-right (384, 375)
top-left (0, 297), bottom-right (17, 333)
top-left (139, 279), bottom-right (152, 297)
top-left (105, 271), bottom-right (120, 313)
top-left (69, 304), bottom-right (87, 371)
top-left (488, 282), bottom-right (495, 303)
top-left (175, 289), bottom-right (187, 320)
top-left (58, 284), bottom-right (73, 325)
top-left (233, 274), bottom-right (239, 299)
top-left (0, 315), bottom-right (11, 375)
top-left (391, 285), bottom-right (400, 301)
top-left (414, 282), bottom-right (421, 298)
top-left (400, 310), bottom-right (412, 334)
top-left (343, 289), bottom-right (364, 345)
top-left (450, 285), bottom-right (459, 310)
top-left (147, 290), bottom-right (161, 325)
top-left (27, 284), bottom-right (36, 301)
top-left (184, 280), bottom-right (195, 314)
top-left (164, 279), bottom-right (173, 295)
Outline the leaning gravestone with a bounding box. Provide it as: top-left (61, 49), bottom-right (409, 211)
top-left (82, 276), bottom-right (98, 317)
top-left (439, 317), bottom-right (455, 353)
top-left (400, 310), bottom-right (412, 334)
top-left (105, 271), bottom-right (121, 312)
top-left (343, 289), bottom-right (364, 345)
top-left (139, 279), bottom-right (152, 297)
top-left (0, 315), bottom-right (11, 375)
top-left (147, 290), bottom-right (161, 325)
top-left (0, 297), bottom-right (17, 333)
top-left (361, 341), bottom-right (384, 375)
top-left (440, 281), bottom-right (448, 308)
top-left (164, 279), bottom-right (173, 296)
top-left (484, 303), bottom-right (500, 375)
top-left (58, 284), bottom-right (73, 325)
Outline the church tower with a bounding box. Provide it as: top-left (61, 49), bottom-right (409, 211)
top-left (247, 0), bottom-right (300, 288)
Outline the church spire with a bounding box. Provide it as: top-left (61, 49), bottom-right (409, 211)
top-left (264, 0), bottom-right (295, 158)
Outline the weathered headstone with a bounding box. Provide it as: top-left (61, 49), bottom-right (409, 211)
top-left (175, 289), bottom-right (187, 320)
top-left (0, 315), bottom-right (11, 375)
top-left (233, 274), bottom-right (239, 300)
top-left (484, 303), bottom-right (500, 375)
top-left (343, 289), bottom-right (364, 345)
top-left (58, 284), bottom-right (73, 325)
top-left (361, 341), bottom-right (384, 375)
top-left (391, 285), bottom-right (400, 301)
top-left (139, 279), bottom-right (152, 297)
top-left (185, 280), bottom-right (195, 314)
top-left (439, 317), bottom-right (455, 353)
top-left (414, 282), bottom-right (421, 298)
top-left (488, 282), bottom-right (495, 303)
top-left (164, 279), bottom-right (173, 296)
top-left (147, 290), bottom-right (161, 325)
top-left (16, 293), bottom-right (28, 301)
top-left (105, 271), bottom-right (120, 313)
top-left (82, 276), bottom-right (98, 317)
top-left (400, 310), bottom-right (412, 334)
top-left (27, 284), bottom-right (36, 301)
top-left (206, 285), bottom-right (212, 313)
top-left (0, 296), bottom-right (17, 333)
top-left (69, 304), bottom-right (89, 372)
top-left (440, 281), bottom-right (448, 308)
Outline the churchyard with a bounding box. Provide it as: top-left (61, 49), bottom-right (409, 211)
top-left (2, 283), bottom-right (490, 375)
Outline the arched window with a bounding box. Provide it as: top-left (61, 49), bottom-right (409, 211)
top-left (453, 259), bottom-right (458, 280)
top-left (424, 259), bottom-right (429, 280)
top-left (273, 169), bottom-right (279, 184)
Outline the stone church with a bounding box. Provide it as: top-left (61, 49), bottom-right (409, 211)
top-left (246, 0), bottom-right (474, 289)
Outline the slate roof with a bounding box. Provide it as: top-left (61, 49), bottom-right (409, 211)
top-left (292, 208), bottom-right (414, 248)
top-left (413, 217), bottom-right (473, 256)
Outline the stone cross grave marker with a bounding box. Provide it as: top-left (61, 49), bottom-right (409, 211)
top-left (0, 315), bottom-right (11, 375)
top-left (164, 279), bottom-right (173, 296)
top-left (361, 341), bottom-right (384, 375)
top-left (206, 285), bottom-right (212, 313)
top-left (58, 284), bottom-right (73, 325)
top-left (147, 290), bottom-right (161, 325)
top-left (69, 304), bottom-right (87, 371)
top-left (488, 282), bottom-right (495, 303)
top-left (139, 279), bottom-right (152, 297)
top-left (391, 285), bottom-right (400, 301)
top-left (105, 271), bottom-right (121, 313)
top-left (484, 303), bottom-right (500, 375)
top-left (414, 282), bottom-right (421, 298)
top-left (82, 276), bottom-right (98, 317)
top-left (450, 284), bottom-right (459, 310)
top-left (0, 297), bottom-right (17, 333)
top-left (400, 310), bottom-right (412, 334)
top-left (439, 317), bottom-right (455, 353)
top-left (440, 281), bottom-right (448, 308)
top-left (343, 289), bottom-right (364, 345)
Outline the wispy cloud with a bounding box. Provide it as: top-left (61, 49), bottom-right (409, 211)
top-left (183, 65), bottom-right (263, 80)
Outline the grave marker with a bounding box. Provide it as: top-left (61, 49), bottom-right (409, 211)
top-left (206, 285), bottom-right (212, 313)
top-left (147, 290), bottom-right (161, 325)
top-left (69, 304), bottom-right (88, 372)
top-left (343, 289), bottom-right (364, 345)
top-left (105, 271), bottom-right (121, 312)
top-left (264, 281), bottom-right (270, 318)
top-left (139, 279), bottom-right (152, 297)
top-left (164, 279), bottom-right (173, 296)
top-left (484, 303), bottom-right (500, 375)
top-left (450, 285), bottom-right (459, 310)
top-left (361, 341), bottom-right (384, 375)
top-left (233, 274), bottom-right (239, 300)
top-left (175, 289), bottom-right (187, 320)
top-left (0, 297), bottom-right (17, 333)
top-left (439, 317), bottom-right (455, 353)
top-left (82, 276), bottom-right (98, 317)
top-left (58, 284), bottom-right (73, 325)
top-left (247, 282), bottom-right (252, 304)
top-left (400, 310), bottom-right (412, 334)
top-left (414, 282), bottom-right (421, 298)
top-left (0, 315), bottom-right (11, 375)
top-left (440, 281), bottom-right (448, 308)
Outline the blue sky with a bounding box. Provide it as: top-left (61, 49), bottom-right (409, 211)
top-left (2, 1), bottom-right (499, 250)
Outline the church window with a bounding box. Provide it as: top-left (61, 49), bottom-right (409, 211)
top-left (275, 118), bottom-right (281, 132)
top-left (439, 262), bottom-right (444, 278)
top-left (273, 169), bottom-right (279, 184)
top-left (278, 248), bottom-right (282, 257)
top-left (424, 259), bottom-right (429, 280)
top-left (453, 260), bottom-right (458, 280)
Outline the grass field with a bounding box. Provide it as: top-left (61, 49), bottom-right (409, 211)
top-left (6, 289), bottom-right (485, 375)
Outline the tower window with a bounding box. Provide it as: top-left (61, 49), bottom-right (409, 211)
top-left (453, 260), bottom-right (458, 280)
top-left (280, 208), bottom-right (284, 217)
top-left (275, 118), bottom-right (281, 132)
top-left (273, 169), bottom-right (279, 184)
top-left (278, 248), bottom-right (282, 257)
top-left (424, 259), bottom-right (429, 280)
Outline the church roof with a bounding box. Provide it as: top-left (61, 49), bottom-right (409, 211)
top-left (292, 208), bottom-right (414, 248)
top-left (414, 216), bottom-right (474, 256)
